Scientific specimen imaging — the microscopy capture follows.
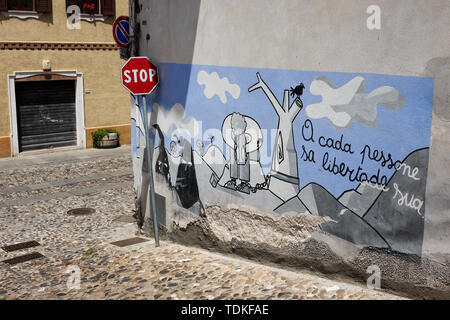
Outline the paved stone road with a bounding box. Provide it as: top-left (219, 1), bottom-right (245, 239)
top-left (0, 146), bottom-right (406, 300)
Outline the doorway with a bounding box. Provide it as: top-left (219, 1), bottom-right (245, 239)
top-left (15, 80), bottom-right (77, 152)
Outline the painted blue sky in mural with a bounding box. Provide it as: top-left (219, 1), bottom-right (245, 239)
top-left (137, 63), bottom-right (433, 198)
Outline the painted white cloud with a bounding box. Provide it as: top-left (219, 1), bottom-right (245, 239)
top-left (306, 76), bottom-right (405, 129)
top-left (149, 103), bottom-right (200, 138)
top-left (197, 70), bottom-right (240, 104)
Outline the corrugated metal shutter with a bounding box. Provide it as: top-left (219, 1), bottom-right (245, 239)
top-left (15, 80), bottom-right (77, 152)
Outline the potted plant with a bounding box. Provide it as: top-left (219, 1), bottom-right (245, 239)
top-left (92, 128), bottom-right (120, 148)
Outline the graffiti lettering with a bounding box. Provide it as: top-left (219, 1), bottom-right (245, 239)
top-left (360, 144), bottom-right (401, 169)
top-left (392, 183), bottom-right (424, 216)
top-left (361, 180), bottom-right (390, 192)
top-left (318, 134), bottom-right (354, 154)
top-left (302, 119), bottom-right (354, 155)
top-left (300, 145), bottom-right (316, 163)
top-left (395, 163), bottom-right (420, 181)
top-left (301, 119), bottom-right (315, 142)
top-left (323, 152), bottom-right (388, 185)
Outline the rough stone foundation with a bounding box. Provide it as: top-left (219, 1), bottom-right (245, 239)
top-left (140, 205), bottom-right (450, 300)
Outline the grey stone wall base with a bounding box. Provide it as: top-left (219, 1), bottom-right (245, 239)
top-left (140, 208), bottom-right (450, 300)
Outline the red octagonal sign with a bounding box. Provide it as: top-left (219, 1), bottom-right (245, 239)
top-left (121, 57), bottom-right (159, 95)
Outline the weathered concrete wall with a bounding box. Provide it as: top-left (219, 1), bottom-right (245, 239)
top-left (131, 0), bottom-right (450, 298)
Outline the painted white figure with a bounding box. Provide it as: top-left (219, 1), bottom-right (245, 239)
top-left (249, 72), bottom-right (303, 201)
top-left (225, 113), bottom-right (251, 193)
top-left (221, 112), bottom-right (264, 194)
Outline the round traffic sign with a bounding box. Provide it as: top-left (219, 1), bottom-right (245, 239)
top-left (121, 57), bottom-right (159, 95)
top-left (113, 16), bottom-right (130, 48)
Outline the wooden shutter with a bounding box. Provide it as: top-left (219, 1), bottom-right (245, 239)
top-left (0, 0), bottom-right (7, 11)
top-left (36, 0), bottom-right (52, 13)
top-left (66, 0), bottom-right (78, 7)
top-left (66, 0), bottom-right (77, 14)
top-left (101, 0), bottom-right (115, 16)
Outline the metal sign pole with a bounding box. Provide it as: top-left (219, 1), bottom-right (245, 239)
top-left (141, 94), bottom-right (160, 247)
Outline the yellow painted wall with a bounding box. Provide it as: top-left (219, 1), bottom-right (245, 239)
top-left (0, 136), bottom-right (11, 157)
top-left (0, 1), bottom-right (129, 42)
top-left (0, 1), bottom-right (131, 156)
top-left (0, 49), bottom-right (130, 134)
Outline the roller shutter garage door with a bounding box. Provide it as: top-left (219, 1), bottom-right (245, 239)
top-left (15, 80), bottom-right (77, 152)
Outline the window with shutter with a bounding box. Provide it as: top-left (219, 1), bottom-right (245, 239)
top-left (76, 0), bottom-right (99, 15)
top-left (65, 0), bottom-right (77, 14)
top-left (35, 0), bottom-right (52, 13)
top-left (7, 0), bottom-right (34, 11)
top-left (1, 0), bottom-right (51, 18)
top-left (101, 0), bottom-right (115, 16)
top-left (65, 0), bottom-right (114, 17)
top-left (0, 0), bottom-right (7, 11)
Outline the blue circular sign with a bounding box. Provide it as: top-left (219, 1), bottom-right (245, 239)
top-left (113, 16), bottom-right (130, 48)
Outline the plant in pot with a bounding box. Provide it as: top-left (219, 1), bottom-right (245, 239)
top-left (92, 128), bottom-right (120, 148)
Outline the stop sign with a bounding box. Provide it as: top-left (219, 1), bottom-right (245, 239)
top-left (121, 57), bottom-right (159, 95)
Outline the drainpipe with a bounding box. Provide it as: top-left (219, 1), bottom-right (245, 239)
top-left (129, 0), bottom-right (140, 57)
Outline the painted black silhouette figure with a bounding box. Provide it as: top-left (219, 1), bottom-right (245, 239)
top-left (175, 138), bottom-right (201, 210)
top-left (290, 83), bottom-right (305, 100)
top-left (153, 124), bottom-right (170, 183)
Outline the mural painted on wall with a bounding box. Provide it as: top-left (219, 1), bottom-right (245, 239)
top-left (131, 63), bottom-right (434, 257)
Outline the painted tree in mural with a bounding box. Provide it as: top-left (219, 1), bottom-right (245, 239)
top-left (249, 73), bottom-right (303, 201)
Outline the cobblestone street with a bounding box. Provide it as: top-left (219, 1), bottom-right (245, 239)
top-left (0, 146), bottom-right (406, 300)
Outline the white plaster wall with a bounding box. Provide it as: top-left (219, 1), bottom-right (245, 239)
top-left (137, 0), bottom-right (450, 261)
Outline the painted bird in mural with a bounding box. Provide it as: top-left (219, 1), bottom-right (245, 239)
top-left (290, 83), bottom-right (305, 100)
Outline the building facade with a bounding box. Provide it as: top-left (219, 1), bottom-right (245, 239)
top-left (0, 0), bottom-right (130, 157)
top-left (130, 0), bottom-right (450, 298)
